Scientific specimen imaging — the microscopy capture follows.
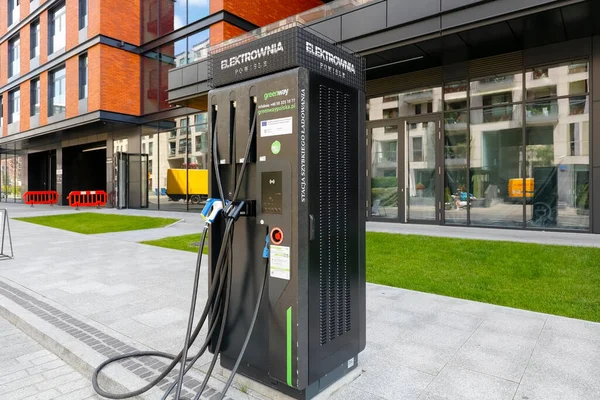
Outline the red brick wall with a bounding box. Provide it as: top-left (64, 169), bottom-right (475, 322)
top-left (39, 12), bottom-right (48, 65)
top-left (88, 0), bottom-right (101, 39)
top-left (210, 22), bottom-right (247, 46)
top-left (99, 45), bottom-right (141, 115)
top-left (20, 82), bottom-right (30, 132)
top-left (66, 0), bottom-right (79, 51)
top-left (0, 42), bottom-right (7, 87)
top-left (66, 57), bottom-right (79, 119)
top-left (209, 0), bottom-right (323, 44)
top-left (20, 0), bottom-right (30, 22)
top-left (223, 0), bottom-right (323, 28)
top-left (100, 0), bottom-right (141, 46)
top-left (39, 71), bottom-right (48, 126)
top-left (87, 45), bottom-right (101, 112)
top-left (20, 25), bottom-right (30, 76)
top-left (0, 0), bottom-right (7, 38)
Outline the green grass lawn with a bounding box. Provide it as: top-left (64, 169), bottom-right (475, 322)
top-left (15, 213), bottom-right (179, 234)
top-left (138, 231), bottom-right (600, 322)
top-left (141, 233), bottom-right (207, 254)
top-left (368, 233), bottom-right (600, 323)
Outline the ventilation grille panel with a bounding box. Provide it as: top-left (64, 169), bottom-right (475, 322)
top-left (318, 84), bottom-right (352, 346)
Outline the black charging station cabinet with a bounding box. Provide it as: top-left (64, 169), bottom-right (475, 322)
top-left (207, 25), bottom-right (366, 399)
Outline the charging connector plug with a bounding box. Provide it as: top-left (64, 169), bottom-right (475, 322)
top-left (201, 198), bottom-right (228, 224)
top-left (223, 200), bottom-right (255, 221)
top-left (262, 235), bottom-right (269, 259)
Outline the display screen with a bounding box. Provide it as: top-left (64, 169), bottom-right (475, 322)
top-left (261, 171), bottom-right (282, 214)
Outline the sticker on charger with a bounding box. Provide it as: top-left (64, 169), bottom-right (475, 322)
top-left (270, 245), bottom-right (290, 280)
top-left (260, 117), bottom-right (293, 137)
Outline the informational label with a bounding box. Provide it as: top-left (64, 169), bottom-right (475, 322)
top-left (270, 245), bottom-right (290, 280)
top-left (347, 358), bottom-right (355, 369)
top-left (56, 169), bottom-right (63, 175)
top-left (261, 117), bottom-right (293, 137)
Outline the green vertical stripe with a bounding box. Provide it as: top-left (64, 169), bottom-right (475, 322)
top-left (286, 306), bottom-right (292, 387)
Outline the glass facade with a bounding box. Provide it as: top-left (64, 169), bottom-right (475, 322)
top-left (142, 112), bottom-right (209, 211)
top-left (49, 3), bottom-right (66, 54)
top-left (142, 0), bottom-right (210, 43)
top-left (0, 146), bottom-right (24, 204)
top-left (368, 59), bottom-right (590, 231)
top-left (142, 29), bottom-right (209, 114)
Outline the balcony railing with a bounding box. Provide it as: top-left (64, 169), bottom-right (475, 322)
top-left (373, 151), bottom-right (397, 165)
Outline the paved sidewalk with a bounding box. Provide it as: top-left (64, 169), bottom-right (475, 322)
top-left (367, 221), bottom-right (600, 247)
top-left (0, 204), bottom-right (597, 399)
top-left (0, 316), bottom-right (101, 400)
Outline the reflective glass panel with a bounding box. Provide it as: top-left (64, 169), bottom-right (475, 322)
top-left (526, 61), bottom-right (589, 100)
top-left (370, 125), bottom-right (398, 220)
top-left (470, 72), bottom-right (523, 107)
top-left (469, 106), bottom-right (524, 227)
top-left (525, 97), bottom-right (589, 230)
top-left (444, 112), bottom-right (468, 225)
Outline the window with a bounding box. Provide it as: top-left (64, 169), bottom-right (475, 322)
top-left (79, 0), bottom-right (88, 30)
top-left (49, 3), bottom-right (66, 54)
top-left (30, 20), bottom-right (40, 59)
top-left (0, 95), bottom-right (3, 127)
top-left (169, 141), bottom-right (176, 155)
top-left (30, 78), bottom-right (40, 116)
top-left (412, 137), bottom-right (423, 162)
top-left (427, 102), bottom-right (433, 114)
top-left (79, 54), bottom-right (88, 99)
top-left (49, 67), bottom-right (66, 116)
top-left (148, 142), bottom-right (153, 156)
top-left (8, 0), bottom-right (20, 26)
top-left (8, 36), bottom-right (20, 78)
top-left (8, 89), bottom-right (20, 124)
top-left (415, 104), bottom-right (422, 115)
top-left (569, 124), bottom-right (580, 156)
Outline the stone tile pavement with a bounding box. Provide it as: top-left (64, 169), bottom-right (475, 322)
top-left (0, 315), bottom-right (101, 400)
top-left (0, 204), bottom-right (597, 399)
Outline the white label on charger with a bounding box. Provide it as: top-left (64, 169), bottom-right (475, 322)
top-left (260, 117), bottom-right (293, 137)
top-left (259, 156), bottom-right (266, 162)
top-left (270, 245), bottom-right (290, 280)
top-left (348, 358), bottom-right (355, 369)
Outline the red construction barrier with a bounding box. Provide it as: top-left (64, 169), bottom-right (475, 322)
top-left (67, 190), bottom-right (108, 208)
top-left (23, 191), bottom-right (59, 206)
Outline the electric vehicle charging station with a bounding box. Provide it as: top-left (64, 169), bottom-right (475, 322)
top-left (207, 25), bottom-right (366, 399)
top-left (92, 24), bottom-right (365, 400)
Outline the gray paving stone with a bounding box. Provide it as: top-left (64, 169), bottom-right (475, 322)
top-left (450, 329), bottom-right (537, 382)
top-left (3, 385), bottom-right (40, 400)
top-left (420, 365), bottom-right (518, 400)
top-left (133, 307), bottom-right (190, 328)
top-left (21, 388), bottom-right (61, 400)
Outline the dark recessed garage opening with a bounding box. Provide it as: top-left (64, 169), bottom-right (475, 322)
top-left (28, 150), bottom-right (57, 192)
top-left (62, 142), bottom-right (106, 204)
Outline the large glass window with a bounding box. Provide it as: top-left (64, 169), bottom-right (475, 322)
top-left (49, 66), bottom-right (66, 116)
top-left (8, 0), bottom-right (20, 26)
top-left (79, 54), bottom-right (88, 100)
top-left (142, 0), bottom-right (209, 43)
top-left (79, 0), bottom-right (88, 30)
top-left (470, 72), bottom-right (522, 108)
top-left (49, 3), bottom-right (66, 54)
top-left (523, 62), bottom-right (590, 230)
top-left (30, 78), bottom-right (40, 116)
top-left (30, 20), bottom-right (40, 59)
top-left (8, 36), bottom-right (20, 78)
top-left (444, 109), bottom-right (468, 225)
top-left (8, 89), bottom-right (20, 124)
top-left (0, 95), bottom-right (3, 127)
top-left (370, 125), bottom-right (399, 220)
top-left (367, 88), bottom-right (442, 121)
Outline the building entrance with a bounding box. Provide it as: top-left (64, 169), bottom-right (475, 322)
top-left (368, 115), bottom-right (442, 224)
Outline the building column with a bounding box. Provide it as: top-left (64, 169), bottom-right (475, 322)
top-left (56, 148), bottom-right (64, 206)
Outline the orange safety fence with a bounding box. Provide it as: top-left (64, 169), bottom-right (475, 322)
top-left (67, 190), bottom-right (108, 208)
top-left (23, 191), bottom-right (59, 206)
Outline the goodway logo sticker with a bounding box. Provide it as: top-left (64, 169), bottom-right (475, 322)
top-left (220, 42), bottom-right (285, 70)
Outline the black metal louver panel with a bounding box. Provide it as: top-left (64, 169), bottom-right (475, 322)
top-left (318, 84), bottom-right (352, 346)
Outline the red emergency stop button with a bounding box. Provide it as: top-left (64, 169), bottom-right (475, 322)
top-left (271, 227), bottom-right (284, 245)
